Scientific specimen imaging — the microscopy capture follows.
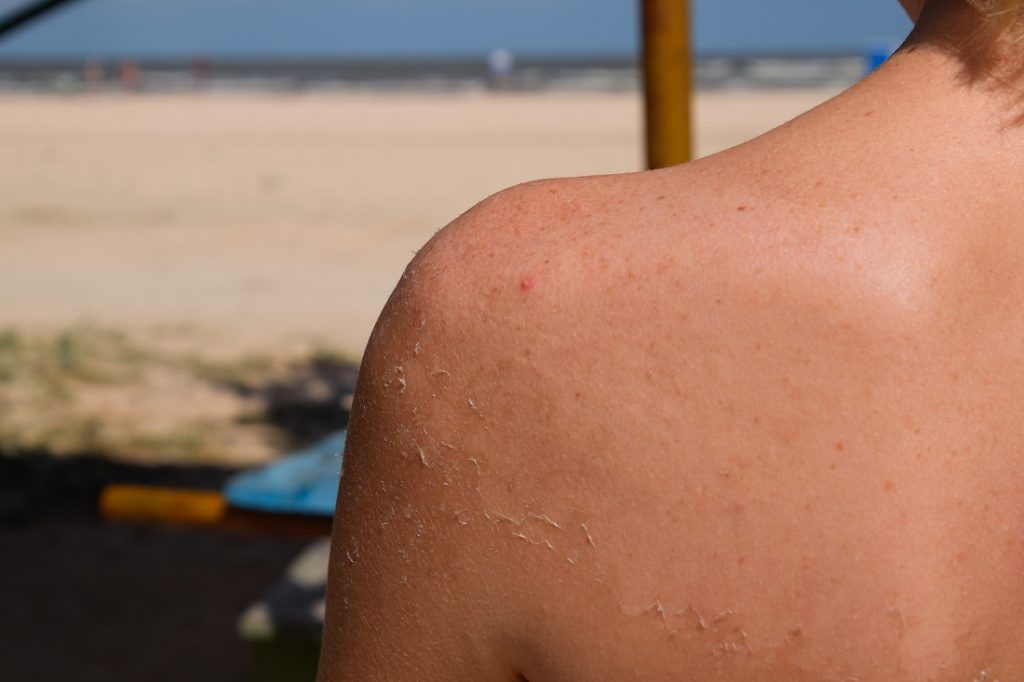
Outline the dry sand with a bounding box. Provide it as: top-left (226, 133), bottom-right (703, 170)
top-left (0, 89), bottom-right (841, 358)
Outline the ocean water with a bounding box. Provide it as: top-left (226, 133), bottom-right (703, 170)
top-left (0, 54), bottom-right (869, 94)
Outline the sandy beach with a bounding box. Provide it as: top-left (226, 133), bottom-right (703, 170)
top-left (0, 88), bottom-right (840, 357)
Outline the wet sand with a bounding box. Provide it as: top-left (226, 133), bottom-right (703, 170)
top-left (0, 89), bottom-right (841, 357)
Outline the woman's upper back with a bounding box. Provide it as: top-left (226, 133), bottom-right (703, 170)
top-left (319, 9), bottom-right (1024, 680)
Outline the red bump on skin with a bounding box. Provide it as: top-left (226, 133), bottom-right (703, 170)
top-left (520, 275), bottom-right (535, 293)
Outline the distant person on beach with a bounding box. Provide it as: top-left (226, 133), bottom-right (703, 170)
top-left (119, 60), bottom-right (141, 92)
top-left (487, 48), bottom-right (516, 90)
top-left (82, 59), bottom-right (104, 91)
top-left (320, 0), bottom-right (1024, 679)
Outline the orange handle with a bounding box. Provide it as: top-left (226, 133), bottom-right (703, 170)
top-left (100, 485), bottom-right (228, 526)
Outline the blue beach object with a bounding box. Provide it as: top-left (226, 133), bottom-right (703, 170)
top-left (225, 431), bottom-right (346, 517)
top-left (865, 40), bottom-right (896, 75)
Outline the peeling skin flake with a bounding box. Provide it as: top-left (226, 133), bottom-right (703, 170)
top-left (384, 365), bottom-right (407, 392)
top-left (620, 598), bottom-right (683, 636)
top-left (487, 511), bottom-right (564, 530)
top-left (581, 522), bottom-right (596, 547)
top-left (511, 531), bottom-right (557, 551)
top-left (529, 513), bottom-right (562, 529)
top-left (688, 605), bottom-right (707, 631)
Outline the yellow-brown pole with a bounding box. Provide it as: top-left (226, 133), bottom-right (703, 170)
top-left (642, 0), bottom-right (693, 169)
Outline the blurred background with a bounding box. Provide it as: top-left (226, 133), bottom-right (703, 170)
top-left (0, 1), bottom-right (910, 680)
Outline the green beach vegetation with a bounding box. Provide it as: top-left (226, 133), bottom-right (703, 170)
top-left (0, 324), bottom-right (356, 466)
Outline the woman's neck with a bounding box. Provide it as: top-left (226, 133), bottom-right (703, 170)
top-left (860, 0), bottom-right (1024, 149)
top-left (902, 0), bottom-right (1024, 91)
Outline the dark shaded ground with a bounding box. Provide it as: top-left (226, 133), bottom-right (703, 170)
top-left (252, 356), bottom-right (358, 446)
top-left (0, 455), bottom-right (313, 682)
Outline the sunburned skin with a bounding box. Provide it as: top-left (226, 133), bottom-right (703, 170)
top-left (319, 2), bottom-right (1024, 680)
top-left (329, 270), bottom-right (996, 681)
top-left (399, 348), bottom-right (595, 566)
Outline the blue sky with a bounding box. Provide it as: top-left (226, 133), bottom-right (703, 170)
top-left (0, 0), bottom-right (912, 58)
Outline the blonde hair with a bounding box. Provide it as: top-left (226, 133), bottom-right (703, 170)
top-left (968, 0), bottom-right (1024, 22)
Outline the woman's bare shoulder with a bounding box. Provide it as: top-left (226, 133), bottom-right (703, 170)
top-left (320, 158), bottom-right (1024, 681)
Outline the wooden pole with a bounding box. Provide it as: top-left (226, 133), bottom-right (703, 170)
top-left (642, 0), bottom-right (693, 169)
